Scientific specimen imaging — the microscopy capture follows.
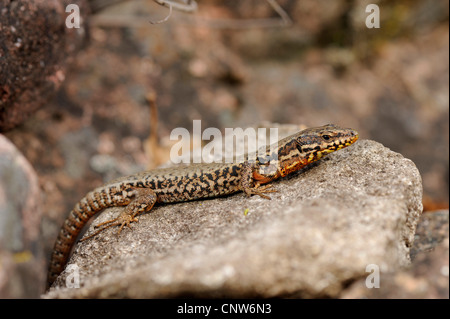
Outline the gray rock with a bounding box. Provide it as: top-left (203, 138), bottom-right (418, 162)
top-left (44, 139), bottom-right (423, 298)
top-left (410, 210), bottom-right (449, 261)
top-left (0, 134), bottom-right (44, 298)
top-left (342, 210), bottom-right (448, 299)
top-left (0, 0), bottom-right (89, 132)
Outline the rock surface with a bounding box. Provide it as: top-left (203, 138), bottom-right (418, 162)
top-left (0, 134), bottom-right (44, 298)
top-left (342, 210), bottom-right (448, 299)
top-left (45, 139), bottom-right (423, 298)
top-left (0, 0), bottom-right (89, 132)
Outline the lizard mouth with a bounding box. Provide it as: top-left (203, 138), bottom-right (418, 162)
top-left (311, 130), bottom-right (359, 160)
top-left (338, 129), bottom-right (359, 149)
top-left (346, 130), bottom-right (359, 146)
top-left (331, 132), bottom-right (358, 151)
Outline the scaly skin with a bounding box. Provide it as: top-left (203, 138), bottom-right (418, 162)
top-left (47, 124), bottom-right (358, 289)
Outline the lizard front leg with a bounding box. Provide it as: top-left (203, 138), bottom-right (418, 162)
top-left (81, 187), bottom-right (157, 241)
top-left (239, 161), bottom-right (277, 200)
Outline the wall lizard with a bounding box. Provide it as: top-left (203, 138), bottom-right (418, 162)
top-left (46, 124), bottom-right (358, 289)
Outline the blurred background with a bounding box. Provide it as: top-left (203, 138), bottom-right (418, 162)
top-left (1, 0), bottom-right (448, 297)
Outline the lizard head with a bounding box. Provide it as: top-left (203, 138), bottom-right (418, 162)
top-left (255, 124), bottom-right (358, 179)
top-left (294, 124), bottom-right (359, 162)
top-left (268, 124), bottom-right (358, 178)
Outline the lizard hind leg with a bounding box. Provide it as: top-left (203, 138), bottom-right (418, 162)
top-left (80, 188), bottom-right (158, 241)
top-left (79, 217), bottom-right (122, 242)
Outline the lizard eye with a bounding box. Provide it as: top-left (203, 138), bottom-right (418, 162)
top-left (322, 134), bottom-right (331, 141)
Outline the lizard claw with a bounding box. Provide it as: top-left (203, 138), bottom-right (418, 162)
top-left (246, 184), bottom-right (277, 200)
top-left (80, 213), bottom-right (139, 242)
top-left (117, 215), bottom-right (139, 235)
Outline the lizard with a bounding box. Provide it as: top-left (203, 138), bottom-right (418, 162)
top-left (46, 124), bottom-right (358, 289)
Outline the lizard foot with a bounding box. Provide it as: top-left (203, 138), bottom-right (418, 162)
top-left (80, 213), bottom-right (139, 242)
top-left (246, 184), bottom-right (277, 200)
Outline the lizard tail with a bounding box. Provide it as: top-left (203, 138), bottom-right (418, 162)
top-left (46, 189), bottom-right (106, 290)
